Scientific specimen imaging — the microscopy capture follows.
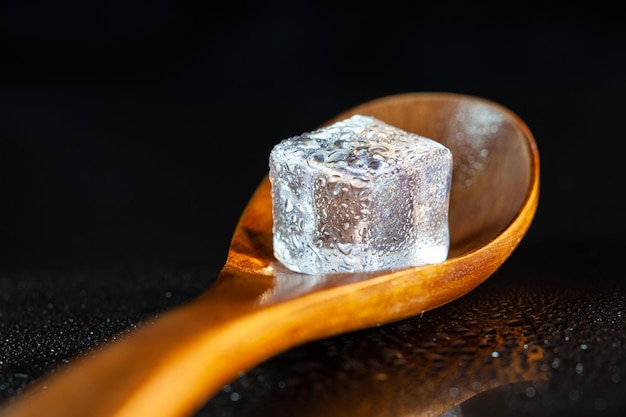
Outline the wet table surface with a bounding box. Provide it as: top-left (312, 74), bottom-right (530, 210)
top-left (1, 240), bottom-right (625, 417)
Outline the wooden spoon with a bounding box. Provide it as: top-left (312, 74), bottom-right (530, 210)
top-left (0, 92), bottom-right (539, 417)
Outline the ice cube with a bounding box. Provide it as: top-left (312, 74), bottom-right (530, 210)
top-left (269, 114), bottom-right (452, 275)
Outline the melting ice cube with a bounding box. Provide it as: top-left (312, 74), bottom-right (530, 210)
top-left (269, 114), bottom-right (452, 274)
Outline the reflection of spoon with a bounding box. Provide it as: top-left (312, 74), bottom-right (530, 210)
top-left (0, 92), bottom-right (539, 417)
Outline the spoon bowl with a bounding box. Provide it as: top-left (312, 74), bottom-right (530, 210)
top-left (0, 92), bottom-right (539, 417)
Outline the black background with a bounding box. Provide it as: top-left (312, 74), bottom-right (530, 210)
top-left (3, 1), bottom-right (625, 270)
top-left (2, 1), bottom-right (626, 414)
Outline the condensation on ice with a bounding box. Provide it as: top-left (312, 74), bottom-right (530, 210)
top-left (269, 114), bottom-right (452, 275)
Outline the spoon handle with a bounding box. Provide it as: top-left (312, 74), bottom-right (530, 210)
top-left (0, 255), bottom-right (473, 417)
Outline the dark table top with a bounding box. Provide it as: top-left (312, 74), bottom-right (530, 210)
top-left (2, 240), bottom-right (625, 417)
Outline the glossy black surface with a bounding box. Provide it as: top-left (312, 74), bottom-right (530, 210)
top-left (199, 242), bottom-right (626, 417)
top-left (2, 242), bottom-right (624, 416)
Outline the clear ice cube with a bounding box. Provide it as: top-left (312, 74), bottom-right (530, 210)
top-left (269, 114), bottom-right (453, 275)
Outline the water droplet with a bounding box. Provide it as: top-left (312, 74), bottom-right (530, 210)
top-left (307, 152), bottom-right (325, 165)
top-left (350, 176), bottom-right (369, 189)
top-left (576, 363), bottom-right (584, 374)
top-left (337, 243), bottom-right (352, 255)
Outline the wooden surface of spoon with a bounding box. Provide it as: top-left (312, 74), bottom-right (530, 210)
top-left (0, 92), bottom-right (540, 417)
